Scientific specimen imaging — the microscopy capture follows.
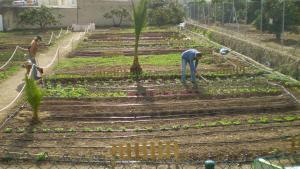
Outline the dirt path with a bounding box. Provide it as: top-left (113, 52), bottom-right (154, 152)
top-left (0, 32), bottom-right (82, 123)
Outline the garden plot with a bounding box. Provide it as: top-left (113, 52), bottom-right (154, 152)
top-left (1, 28), bottom-right (300, 163)
top-left (72, 30), bottom-right (217, 57)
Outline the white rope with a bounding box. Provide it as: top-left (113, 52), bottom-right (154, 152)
top-left (18, 46), bottom-right (28, 51)
top-left (268, 81), bottom-right (300, 104)
top-left (65, 26), bottom-right (69, 34)
top-left (47, 32), bottom-right (54, 45)
top-left (40, 48), bottom-right (60, 69)
top-left (183, 25), bottom-right (299, 83)
top-left (56, 28), bottom-right (63, 39)
top-left (0, 68), bottom-right (33, 112)
top-left (0, 46), bottom-right (20, 70)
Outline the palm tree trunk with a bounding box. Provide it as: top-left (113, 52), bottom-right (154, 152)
top-left (130, 37), bottom-right (142, 73)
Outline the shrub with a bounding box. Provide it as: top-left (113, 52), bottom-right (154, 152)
top-left (148, 0), bottom-right (184, 26)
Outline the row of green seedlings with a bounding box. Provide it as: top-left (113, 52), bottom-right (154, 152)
top-left (47, 76), bottom-right (269, 87)
top-left (49, 69), bottom-right (265, 83)
top-left (2, 152), bottom-right (48, 162)
top-left (78, 39), bottom-right (201, 49)
top-left (4, 114), bottom-right (300, 134)
top-left (43, 83), bottom-right (281, 98)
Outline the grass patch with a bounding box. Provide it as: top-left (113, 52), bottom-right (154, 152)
top-left (55, 53), bottom-right (181, 70)
top-left (0, 64), bottom-right (21, 81)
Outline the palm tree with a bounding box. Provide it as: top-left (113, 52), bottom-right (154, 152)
top-left (130, 0), bottom-right (148, 74)
top-left (25, 76), bottom-right (43, 124)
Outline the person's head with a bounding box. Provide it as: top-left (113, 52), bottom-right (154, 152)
top-left (196, 52), bottom-right (203, 59)
top-left (34, 36), bottom-right (42, 42)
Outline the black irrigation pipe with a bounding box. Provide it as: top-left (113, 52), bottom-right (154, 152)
top-left (1, 123), bottom-right (299, 142)
top-left (0, 134), bottom-right (297, 149)
top-left (0, 104), bottom-right (25, 131)
top-left (45, 110), bottom-right (300, 123)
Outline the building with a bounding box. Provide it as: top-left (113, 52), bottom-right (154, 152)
top-left (0, 0), bottom-right (133, 31)
top-left (37, 0), bottom-right (77, 8)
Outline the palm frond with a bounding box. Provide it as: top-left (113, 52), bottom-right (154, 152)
top-left (25, 76), bottom-right (43, 122)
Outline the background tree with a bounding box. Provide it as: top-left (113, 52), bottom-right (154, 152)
top-left (130, 0), bottom-right (148, 74)
top-left (103, 8), bottom-right (130, 27)
top-left (148, 0), bottom-right (184, 26)
top-left (25, 76), bottom-right (43, 124)
top-left (19, 5), bottom-right (62, 31)
top-left (253, 0), bottom-right (300, 40)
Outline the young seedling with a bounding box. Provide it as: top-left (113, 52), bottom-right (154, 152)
top-left (218, 119), bottom-right (233, 126)
top-left (16, 128), bottom-right (25, 133)
top-left (247, 119), bottom-right (256, 124)
top-left (172, 125), bottom-right (181, 131)
top-left (207, 122), bottom-right (218, 127)
top-left (182, 124), bottom-right (190, 130)
top-left (4, 128), bottom-right (13, 133)
top-left (42, 128), bottom-right (51, 133)
top-left (232, 121), bottom-right (241, 125)
top-left (54, 128), bottom-right (64, 133)
top-left (259, 117), bottom-right (269, 124)
top-left (272, 117), bottom-right (284, 122)
top-left (160, 126), bottom-right (168, 131)
top-left (83, 127), bottom-right (93, 132)
top-left (68, 128), bottom-right (76, 132)
top-left (106, 128), bottom-right (113, 132)
top-left (146, 127), bottom-right (153, 132)
top-left (120, 127), bottom-right (127, 132)
top-left (194, 123), bottom-right (205, 128)
top-left (30, 128), bottom-right (37, 133)
top-left (35, 152), bottom-right (48, 162)
top-left (95, 127), bottom-right (103, 132)
top-left (284, 116), bottom-right (296, 121)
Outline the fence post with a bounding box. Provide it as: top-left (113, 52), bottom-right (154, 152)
top-left (119, 144), bottom-right (124, 160)
top-left (135, 143), bottom-right (140, 160)
top-left (166, 142), bottom-right (171, 159)
top-left (158, 142), bottom-right (163, 160)
top-left (150, 142), bottom-right (156, 160)
top-left (142, 142), bottom-right (147, 160)
top-left (205, 160), bottom-right (215, 169)
top-left (173, 142), bottom-right (179, 161)
top-left (126, 143), bottom-right (131, 160)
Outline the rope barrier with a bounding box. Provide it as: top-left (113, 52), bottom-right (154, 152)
top-left (56, 28), bottom-right (63, 39)
top-left (0, 27), bottom-right (70, 70)
top-left (0, 68), bottom-right (33, 112)
top-left (47, 32), bottom-right (54, 45)
top-left (0, 46), bottom-right (19, 70)
top-left (0, 29), bottom-right (85, 113)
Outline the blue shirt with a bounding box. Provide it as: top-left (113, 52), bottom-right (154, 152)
top-left (181, 49), bottom-right (200, 70)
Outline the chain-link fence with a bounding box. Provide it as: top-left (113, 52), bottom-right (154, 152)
top-left (182, 0), bottom-right (300, 57)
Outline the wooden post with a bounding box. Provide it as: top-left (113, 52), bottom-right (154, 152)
top-left (126, 143), bottom-right (131, 160)
top-left (158, 142), bottom-right (163, 160)
top-left (142, 142), bottom-right (147, 160)
top-left (111, 145), bottom-right (117, 158)
top-left (166, 142), bottom-right (171, 159)
top-left (119, 144), bottom-right (124, 160)
top-left (173, 142), bottom-right (179, 161)
top-left (135, 143), bottom-right (140, 160)
top-left (150, 142), bottom-right (156, 160)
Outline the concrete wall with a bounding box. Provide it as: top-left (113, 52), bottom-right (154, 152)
top-left (77, 0), bottom-right (132, 26)
top-left (0, 0), bottom-right (133, 31)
